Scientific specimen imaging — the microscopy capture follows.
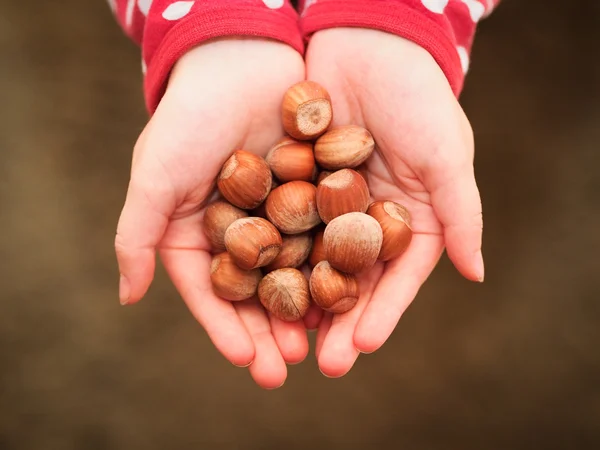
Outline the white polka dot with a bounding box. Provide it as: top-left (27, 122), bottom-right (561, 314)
top-left (141, 59), bottom-right (147, 75)
top-left (301, 0), bottom-right (317, 16)
top-left (106, 0), bottom-right (117, 13)
top-left (125, 0), bottom-right (136, 27)
top-left (421, 0), bottom-right (449, 14)
top-left (138, 0), bottom-right (153, 16)
top-left (483, 0), bottom-right (496, 17)
top-left (162, 1), bottom-right (195, 20)
top-left (262, 0), bottom-right (284, 8)
top-left (461, 0), bottom-right (485, 22)
top-left (457, 46), bottom-right (470, 74)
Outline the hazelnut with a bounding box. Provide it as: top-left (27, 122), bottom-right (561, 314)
top-left (316, 169), bottom-right (370, 224)
top-left (203, 201), bottom-right (248, 252)
top-left (314, 125), bottom-right (375, 170)
top-left (355, 164), bottom-right (369, 184)
top-left (265, 181), bottom-right (321, 234)
top-left (316, 170), bottom-right (333, 185)
top-left (309, 261), bottom-right (360, 314)
top-left (210, 252), bottom-right (262, 301)
top-left (263, 232), bottom-right (313, 272)
top-left (258, 268), bottom-right (311, 322)
top-left (367, 201), bottom-right (413, 261)
top-left (249, 180), bottom-right (279, 219)
top-left (217, 150), bottom-right (272, 209)
top-left (282, 81), bottom-right (333, 141)
top-left (323, 212), bottom-right (383, 274)
top-left (308, 227), bottom-right (326, 267)
top-left (266, 138), bottom-right (316, 183)
top-left (224, 217), bottom-right (282, 270)
top-left (250, 201), bottom-right (267, 219)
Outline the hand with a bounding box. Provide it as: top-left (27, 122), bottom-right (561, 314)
top-left (115, 39), bottom-right (308, 389)
top-left (305, 28), bottom-right (485, 377)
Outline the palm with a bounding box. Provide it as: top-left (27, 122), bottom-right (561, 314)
top-left (306, 28), bottom-right (484, 377)
top-left (116, 39), bottom-right (308, 389)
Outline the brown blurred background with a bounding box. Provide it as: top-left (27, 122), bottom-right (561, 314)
top-left (1, 1), bottom-right (599, 449)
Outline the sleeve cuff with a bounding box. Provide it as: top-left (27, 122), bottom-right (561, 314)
top-left (300, 1), bottom-right (465, 97)
top-left (143, 3), bottom-right (304, 114)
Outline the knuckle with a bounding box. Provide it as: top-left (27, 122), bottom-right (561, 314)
top-left (127, 172), bottom-right (175, 217)
top-left (472, 211), bottom-right (484, 229)
top-left (114, 232), bottom-right (130, 257)
top-left (129, 172), bottom-right (170, 199)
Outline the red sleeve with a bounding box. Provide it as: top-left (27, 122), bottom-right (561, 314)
top-left (298, 0), bottom-right (501, 97)
top-left (108, 0), bottom-right (304, 114)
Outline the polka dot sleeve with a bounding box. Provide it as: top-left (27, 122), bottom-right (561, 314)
top-left (108, 0), bottom-right (304, 114)
top-left (298, 0), bottom-right (501, 97)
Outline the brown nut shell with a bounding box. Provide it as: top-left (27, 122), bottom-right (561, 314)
top-left (263, 232), bottom-right (313, 272)
top-left (316, 170), bottom-right (333, 185)
top-left (323, 212), bottom-right (383, 274)
top-left (308, 227), bottom-right (326, 267)
top-left (355, 165), bottom-right (369, 184)
top-left (314, 125), bottom-right (375, 170)
top-left (309, 261), bottom-right (360, 314)
top-left (210, 252), bottom-right (262, 301)
top-left (224, 217), bottom-right (282, 270)
top-left (203, 201), bottom-right (248, 252)
top-left (316, 169), bottom-right (370, 224)
top-left (250, 202), bottom-right (268, 220)
top-left (258, 268), bottom-right (311, 322)
top-left (266, 138), bottom-right (316, 182)
top-left (217, 150), bottom-right (272, 209)
top-left (249, 180), bottom-right (279, 219)
top-left (265, 181), bottom-right (321, 234)
top-left (282, 81), bottom-right (333, 141)
top-left (367, 201), bottom-right (413, 261)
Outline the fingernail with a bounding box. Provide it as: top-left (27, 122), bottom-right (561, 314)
top-left (119, 274), bottom-right (130, 305)
top-left (474, 250), bottom-right (485, 282)
top-left (318, 367), bottom-right (337, 379)
top-left (358, 349), bottom-right (374, 355)
top-left (233, 360), bottom-right (253, 368)
top-left (266, 380), bottom-right (286, 390)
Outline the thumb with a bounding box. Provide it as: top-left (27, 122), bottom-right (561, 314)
top-left (115, 130), bottom-right (173, 305)
top-left (423, 110), bottom-right (484, 283)
top-left (428, 161), bottom-right (484, 282)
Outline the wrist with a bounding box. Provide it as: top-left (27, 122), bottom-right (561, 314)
top-left (307, 28), bottom-right (450, 93)
top-left (141, 1), bottom-right (304, 114)
top-left (300, 0), bottom-right (477, 97)
top-left (165, 38), bottom-right (305, 103)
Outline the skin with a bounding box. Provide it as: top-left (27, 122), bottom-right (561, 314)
top-left (306, 28), bottom-right (484, 378)
top-left (115, 38), bottom-right (309, 389)
top-left (115, 30), bottom-right (484, 388)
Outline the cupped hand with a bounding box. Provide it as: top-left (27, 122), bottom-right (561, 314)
top-left (306, 28), bottom-right (485, 377)
top-left (115, 38), bottom-right (308, 389)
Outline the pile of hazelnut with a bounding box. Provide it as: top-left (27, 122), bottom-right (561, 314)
top-left (206, 81), bottom-right (413, 322)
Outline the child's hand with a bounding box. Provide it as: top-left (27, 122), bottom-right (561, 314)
top-left (115, 39), bottom-right (306, 389)
top-left (306, 28), bottom-right (484, 377)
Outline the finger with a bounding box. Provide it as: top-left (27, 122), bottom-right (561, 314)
top-left (114, 121), bottom-right (177, 306)
top-left (315, 312), bottom-right (333, 363)
top-left (298, 265), bottom-right (323, 330)
top-left (428, 164), bottom-right (484, 282)
top-left (160, 247), bottom-right (255, 368)
top-left (354, 234), bottom-right (444, 354)
top-left (236, 300), bottom-right (288, 389)
top-left (317, 263), bottom-right (384, 378)
top-left (115, 171), bottom-right (171, 305)
top-left (303, 304), bottom-right (324, 331)
top-left (269, 315), bottom-right (309, 365)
